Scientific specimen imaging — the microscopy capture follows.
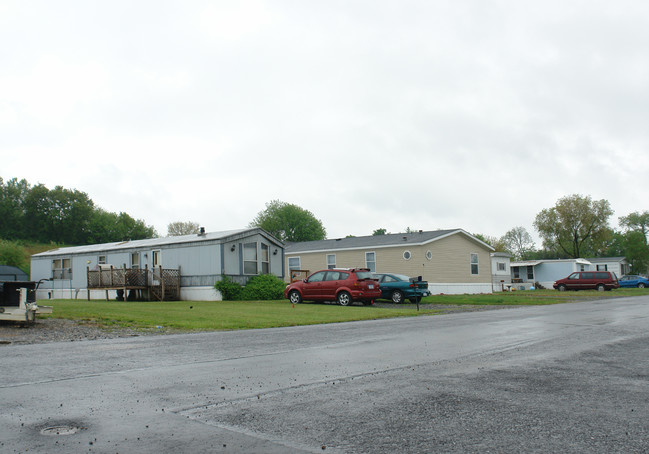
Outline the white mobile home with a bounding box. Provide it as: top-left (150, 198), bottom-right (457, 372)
top-left (491, 252), bottom-right (512, 291)
top-left (30, 228), bottom-right (284, 301)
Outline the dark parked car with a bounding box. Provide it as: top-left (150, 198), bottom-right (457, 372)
top-left (553, 271), bottom-right (619, 291)
top-left (373, 273), bottom-right (430, 303)
top-left (284, 268), bottom-right (381, 306)
top-left (618, 275), bottom-right (649, 288)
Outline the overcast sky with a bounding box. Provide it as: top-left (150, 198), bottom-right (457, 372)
top-left (2, 1), bottom-right (648, 244)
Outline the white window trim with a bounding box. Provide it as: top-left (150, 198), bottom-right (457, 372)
top-left (243, 242), bottom-right (258, 275)
top-left (288, 256), bottom-right (301, 270)
top-left (152, 250), bottom-right (161, 268)
top-left (365, 251), bottom-right (376, 272)
top-left (470, 253), bottom-right (479, 275)
top-left (261, 243), bottom-right (270, 274)
top-left (403, 250), bottom-right (412, 261)
top-left (327, 254), bottom-right (336, 269)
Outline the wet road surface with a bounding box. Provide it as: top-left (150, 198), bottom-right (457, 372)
top-left (1, 296), bottom-right (649, 453)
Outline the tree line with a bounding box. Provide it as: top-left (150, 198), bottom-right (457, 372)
top-left (0, 177), bottom-right (157, 245)
top-left (476, 194), bottom-right (648, 274)
top-left (249, 196), bottom-right (649, 275)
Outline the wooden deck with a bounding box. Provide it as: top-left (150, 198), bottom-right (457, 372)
top-left (87, 265), bottom-right (180, 301)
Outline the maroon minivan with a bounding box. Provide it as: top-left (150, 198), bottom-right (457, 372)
top-left (553, 271), bottom-right (619, 291)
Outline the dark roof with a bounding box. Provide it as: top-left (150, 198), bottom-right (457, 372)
top-left (0, 265), bottom-right (29, 281)
top-left (285, 229), bottom-right (493, 253)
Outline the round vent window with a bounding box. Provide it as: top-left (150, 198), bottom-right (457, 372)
top-left (426, 250), bottom-right (433, 260)
top-left (403, 250), bottom-right (412, 260)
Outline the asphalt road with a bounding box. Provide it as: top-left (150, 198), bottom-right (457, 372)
top-left (2, 296), bottom-right (649, 453)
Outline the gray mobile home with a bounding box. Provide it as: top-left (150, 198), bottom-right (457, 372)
top-left (30, 228), bottom-right (284, 301)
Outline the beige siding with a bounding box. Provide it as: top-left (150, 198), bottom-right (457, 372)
top-left (285, 233), bottom-right (492, 284)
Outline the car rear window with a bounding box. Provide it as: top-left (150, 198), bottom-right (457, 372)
top-left (355, 271), bottom-right (374, 280)
top-left (594, 272), bottom-right (610, 279)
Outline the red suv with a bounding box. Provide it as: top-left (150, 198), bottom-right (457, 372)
top-left (285, 268), bottom-right (381, 306)
top-left (553, 271), bottom-right (619, 291)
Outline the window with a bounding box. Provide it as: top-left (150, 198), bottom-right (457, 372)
top-left (426, 251), bottom-right (433, 260)
top-left (403, 250), bottom-right (411, 260)
top-left (307, 271), bottom-right (326, 282)
top-left (261, 243), bottom-right (270, 274)
top-left (470, 253), bottom-right (479, 275)
top-left (597, 264), bottom-right (608, 271)
top-left (152, 250), bottom-right (161, 267)
top-left (365, 252), bottom-right (376, 272)
top-left (243, 242), bottom-right (258, 275)
top-left (288, 257), bottom-right (301, 271)
top-left (527, 266), bottom-right (534, 280)
top-left (131, 253), bottom-right (140, 269)
top-left (98, 255), bottom-right (107, 265)
top-left (52, 258), bottom-right (72, 280)
top-left (512, 266), bottom-right (520, 279)
top-left (497, 262), bottom-right (506, 272)
top-left (327, 254), bottom-right (336, 269)
top-left (325, 271), bottom-right (343, 281)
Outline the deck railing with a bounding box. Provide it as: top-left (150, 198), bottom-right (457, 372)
top-left (87, 265), bottom-right (180, 301)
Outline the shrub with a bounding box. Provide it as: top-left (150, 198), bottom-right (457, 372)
top-left (239, 274), bottom-right (287, 301)
top-left (214, 275), bottom-right (243, 301)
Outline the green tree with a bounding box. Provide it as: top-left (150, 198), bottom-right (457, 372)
top-left (0, 240), bottom-right (27, 270)
top-left (622, 231), bottom-right (649, 274)
top-left (619, 211), bottom-right (649, 241)
top-left (0, 178), bottom-right (30, 240)
top-left (473, 233), bottom-right (505, 251)
top-left (250, 200), bottom-right (326, 242)
top-left (1, 177), bottom-right (157, 244)
top-left (534, 194), bottom-right (614, 258)
top-left (168, 221), bottom-right (201, 236)
top-left (372, 228), bottom-right (387, 236)
top-left (619, 211), bottom-right (649, 274)
top-left (501, 226), bottom-right (535, 260)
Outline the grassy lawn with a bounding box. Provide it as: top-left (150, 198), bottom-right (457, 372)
top-left (39, 299), bottom-right (443, 332)
top-left (38, 288), bottom-right (649, 333)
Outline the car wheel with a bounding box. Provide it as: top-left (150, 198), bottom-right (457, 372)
top-left (596, 284), bottom-right (605, 292)
top-left (638, 283), bottom-right (646, 289)
top-left (337, 291), bottom-right (352, 306)
top-left (558, 284), bottom-right (567, 292)
top-left (288, 290), bottom-right (302, 304)
top-left (391, 290), bottom-right (404, 303)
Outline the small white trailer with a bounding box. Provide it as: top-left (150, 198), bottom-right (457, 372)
top-left (0, 282), bottom-right (52, 324)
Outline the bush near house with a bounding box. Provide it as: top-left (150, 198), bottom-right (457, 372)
top-left (214, 275), bottom-right (243, 300)
top-left (215, 274), bottom-right (287, 301)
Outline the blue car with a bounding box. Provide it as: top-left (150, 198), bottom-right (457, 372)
top-left (618, 275), bottom-right (649, 288)
top-left (373, 273), bottom-right (430, 303)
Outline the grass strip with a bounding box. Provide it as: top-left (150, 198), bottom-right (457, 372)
top-left (39, 288), bottom-right (648, 332)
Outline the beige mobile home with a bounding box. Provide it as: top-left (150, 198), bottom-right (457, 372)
top-left (285, 229), bottom-right (494, 295)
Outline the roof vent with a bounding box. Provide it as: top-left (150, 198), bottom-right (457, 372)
top-left (403, 236), bottom-right (408, 241)
top-left (198, 227), bottom-right (206, 236)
